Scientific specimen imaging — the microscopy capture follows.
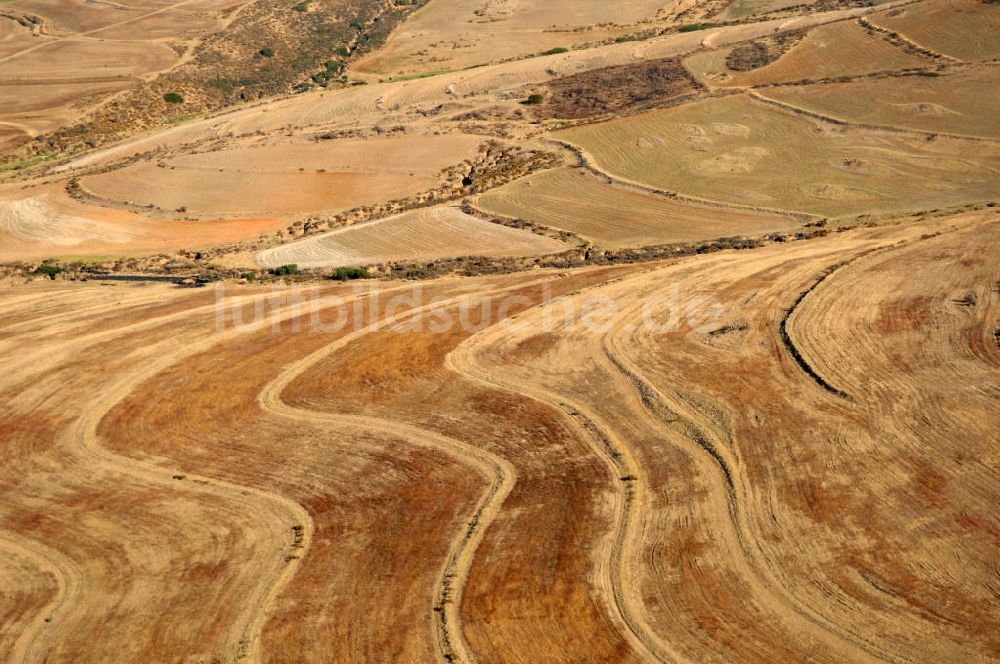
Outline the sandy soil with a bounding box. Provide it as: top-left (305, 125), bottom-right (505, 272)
top-left (0, 184), bottom-right (285, 260)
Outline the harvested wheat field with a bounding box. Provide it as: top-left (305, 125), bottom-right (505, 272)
top-left (557, 93), bottom-right (1000, 218)
top-left (80, 133), bottom-right (482, 217)
top-left (759, 65), bottom-right (1000, 139)
top-left (684, 20), bottom-right (929, 89)
top-left (1, 211), bottom-right (998, 662)
top-left (1, 0), bottom-right (998, 661)
top-left (474, 167), bottom-right (801, 248)
top-left (872, 0), bottom-right (1000, 62)
top-left (353, 0), bottom-right (668, 79)
top-left (0, 184), bottom-right (285, 261)
top-left (257, 205), bottom-right (568, 269)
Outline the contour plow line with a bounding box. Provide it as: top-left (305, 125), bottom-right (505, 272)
top-left (257, 282), bottom-right (568, 664)
top-left (443, 275), bottom-right (687, 664)
top-left (781, 234), bottom-right (951, 402)
top-left (0, 288), bottom-right (180, 335)
top-left (53, 287), bottom-right (399, 663)
top-left (0, 536), bottom-right (84, 664)
top-left (2, 289), bottom-right (301, 381)
top-left (747, 90), bottom-right (998, 143)
top-left (545, 137), bottom-right (819, 222)
top-left (601, 268), bottom-right (895, 663)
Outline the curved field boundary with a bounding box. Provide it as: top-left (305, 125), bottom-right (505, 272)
top-left (748, 88), bottom-right (1000, 143)
top-left (444, 273), bottom-right (687, 664)
top-left (779, 261), bottom-right (854, 399)
top-left (545, 136), bottom-right (820, 222)
top-left (26, 286), bottom-right (401, 662)
top-left (601, 266), bottom-right (897, 663)
top-left (0, 537), bottom-right (83, 664)
top-left (65, 295), bottom-right (330, 663)
top-left (779, 228), bottom-right (967, 402)
top-left (256, 282), bottom-right (572, 664)
top-left (857, 16), bottom-right (962, 64)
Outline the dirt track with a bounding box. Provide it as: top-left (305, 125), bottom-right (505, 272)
top-left (1, 0), bottom-right (998, 660)
top-left (2, 211), bottom-right (997, 661)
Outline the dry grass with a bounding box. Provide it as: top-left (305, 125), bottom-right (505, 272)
top-left (256, 205), bottom-right (568, 268)
top-left (873, 0), bottom-right (1000, 61)
top-left (1, 212), bottom-right (996, 661)
top-left (684, 20), bottom-right (929, 88)
top-left (556, 93), bottom-right (1000, 217)
top-left (474, 167), bottom-right (799, 248)
top-left (759, 66), bottom-right (1000, 138)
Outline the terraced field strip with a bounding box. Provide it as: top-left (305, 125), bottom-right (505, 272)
top-left (683, 20), bottom-right (930, 89)
top-left (756, 65), bottom-right (1000, 140)
top-left (257, 206), bottom-right (569, 269)
top-left (873, 0), bottom-right (1000, 62)
top-left (257, 282), bottom-right (567, 663)
top-left (555, 93), bottom-right (1000, 218)
top-left (474, 167), bottom-right (801, 248)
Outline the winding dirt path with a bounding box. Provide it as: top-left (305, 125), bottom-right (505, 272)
top-left (256, 284), bottom-right (543, 663)
top-left (444, 271), bottom-right (687, 664)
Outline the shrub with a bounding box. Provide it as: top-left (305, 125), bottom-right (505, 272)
top-left (524, 93), bottom-right (545, 105)
top-left (269, 264), bottom-right (300, 276)
top-left (330, 266), bottom-right (370, 281)
top-left (259, 47), bottom-right (275, 58)
top-left (541, 47), bottom-right (569, 55)
top-left (163, 92), bottom-right (184, 104)
top-left (312, 59), bottom-right (344, 85)
top-left (678, 23), bottom-right (715, 32)
top-left (31, 263), bottom-right (63, 279)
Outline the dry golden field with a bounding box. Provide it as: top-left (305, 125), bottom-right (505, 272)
top-left (1, 211), bottom-right (997, 662)
top-left (872, 0), bottom-right (1000, 61)
top-left (759, 66), bottom-right (1000, 139)
top-left (1, 0), bottom-right (999, 661)
top-left (257, 205), bottom-right (568, 268)
top-left (0, 0), bottom-right (252, 150)
top-left (684, 20), bottom-right (929, 88)
top-left (474, 167), bottom-right (800, 248)
top-left (80, 133), bottom-right (482, 218)
top-left (556, 94), bottom-right (1000, 218)
top-left (352, 0), bottom-right (669, 79)
top-left (0, 183), bottom-right (286, 262)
